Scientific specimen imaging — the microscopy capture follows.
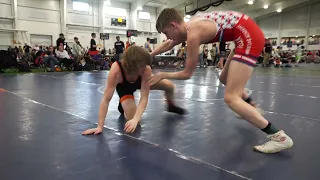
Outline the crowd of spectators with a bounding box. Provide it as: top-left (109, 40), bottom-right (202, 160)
top-left (2, 34), bottom-right (320, 73)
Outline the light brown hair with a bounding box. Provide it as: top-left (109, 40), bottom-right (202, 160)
top-left (156, 8), bottom-right (183, 33)
top-left (122, 46), bottom-right (151, 75)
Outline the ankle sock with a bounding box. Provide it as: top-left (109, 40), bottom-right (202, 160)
top-left (244, 96), bottom-right (252, 104)
top-left (168, 105), bottom-right (186, 115)
top-left (261, 122), bottom-right (280, 135)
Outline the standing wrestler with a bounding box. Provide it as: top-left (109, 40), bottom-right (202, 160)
top-left (149, 8), bottom-right (293, 153)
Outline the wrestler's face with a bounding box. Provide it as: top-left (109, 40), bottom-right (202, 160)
top-left (128, 66), bottom-right (145, 77)
top-left (162, 22), bottom-right (184, 44)
top-left (137, 66), bottom-right (146, 75)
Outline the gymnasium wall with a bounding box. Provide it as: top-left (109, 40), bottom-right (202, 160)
top-left (0, 0), bottom-right (14, 49)
top-left (62, 0), bottom-right (159, 49)
top-left (134, 6), bottom-right (158, 47)
top-left (0, 0), bottom-right (162, 50)
top-left (66, 0), bottom-right (101, 49)
top-left (17, 0), bottom-right (61, 45)
top-left (257, 1), bottom-right (320, 50)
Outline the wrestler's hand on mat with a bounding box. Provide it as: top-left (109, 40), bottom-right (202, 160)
top-left (148, 73), bottom-right (163, 86)
top-left (82, 127), bottom-right (103, 135)
top-left (124, 119), bottom-right (139, 133)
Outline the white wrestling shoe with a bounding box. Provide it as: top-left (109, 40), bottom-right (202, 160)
top-left (254, 130), bottom-right (293, 153)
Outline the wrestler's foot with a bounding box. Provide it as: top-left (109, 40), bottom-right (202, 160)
top-left (254, 130), bottom-right (293, 153)
top-left (167, 104), bottom-right (186, 115)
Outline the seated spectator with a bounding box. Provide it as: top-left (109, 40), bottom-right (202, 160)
top-left (101, 48), bottom-right (106, 55)
top-left (56, 45), bottom-right (74, 70)
top-left (34, 44), bottom-right (39, 51)
top-left (56, 45), bottom-right (70, 59)
top-left (44, 46), bottom-right (60, 72)
top-left (315, 54), bottom-right (320, 63)
top-left (274, 57), bottom-right (281, 67)
top-left (306, 51), bottom-right (314, 63)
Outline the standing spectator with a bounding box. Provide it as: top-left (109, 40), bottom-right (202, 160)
top-left (73, 37), bottom-right (83, 61)
top-left (217, 40), bottom-right (226, 68)
top-left (39, 45), bottom-right (44, 52)
top-left (89, 33), bottom-right (98, 56)
top-left (23, 43), bottom-right (31, 54)
top-left (125, 41), bottom-right (130, 49)
top-left (263, 40), bottom-right (272, 67)
top-left (296, 44), bottom-right (303, 63)
top-left (144, 37), bottom-right (152, 52)
top-left (201, 45), bottom-right (208, 67)
top-left (56, 33), bottom-right (65, 48)
top-left (114, 36), bottom-right (124, 61)
top-left (210, 43), bottom-right (217, 66)
top-left (18, 46), bottom-right (23, 53)
top-left (90, 33), bottom-right (97, 51)
top-left (175, 42), bottom-right (186, 68)
top-left (219, 40), bottom-right (226, 59)
top-left (14, 46), bottom-right (19, 54)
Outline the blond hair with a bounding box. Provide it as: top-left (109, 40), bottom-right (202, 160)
top-left (156, 8), bottom-right (183, 33)
top-left (122, 46), bottom-right (151, 75)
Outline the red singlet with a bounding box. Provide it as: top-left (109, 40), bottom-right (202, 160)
top-left (196, 11), bottom-right (265, 66)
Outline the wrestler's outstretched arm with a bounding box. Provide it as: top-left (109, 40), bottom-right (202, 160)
top-left (123, 67), bottom-right (151, 133)
top-left (150, 39), bottom-right (178, 56)
top-left (82, 64), bottom-right (118, 135)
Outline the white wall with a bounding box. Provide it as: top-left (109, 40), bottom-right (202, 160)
top-left (309, 2), bottom-right (320, 35)
top-left (0, 0), bottom-right (12, 18)
top-left (134, 6), bottom-right (158, 47)
top-left (0, 0), bottom-right (162, 50)
top-left (66, 0), bottom-right (101, 48)
top-left (102, 1), bottom-right (130, 49)
top-left (258, 15), bottom-right (280, 39)
top-left (0, 0), bottom-right (13, 49)
top-left (280, 6), bottom-right (308, 37)
top-left (66, 1), bottom-right (159, 50)
top-left (136, 6), bottom-right (157, 32)
top-left (257, 1), bottom-right (320, 50)
top-left (17, 0), bottom-right (61, 45)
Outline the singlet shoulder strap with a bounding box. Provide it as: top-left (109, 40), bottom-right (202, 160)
top-left (219, 30), bottom-right (224, 42)
top-left (117, 61), bottom-right (127, 82)
top-left (186, 14), bottom-right (220, 37)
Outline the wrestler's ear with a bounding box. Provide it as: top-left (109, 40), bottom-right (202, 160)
top-left (169, 22), bottom-right (177, 28)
